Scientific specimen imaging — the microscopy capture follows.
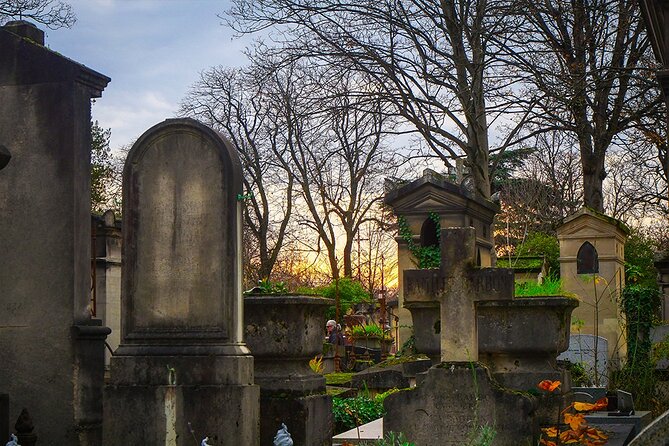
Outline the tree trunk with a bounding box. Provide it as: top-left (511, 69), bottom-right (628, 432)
top-left (581, 153), bottom-right (606, 212)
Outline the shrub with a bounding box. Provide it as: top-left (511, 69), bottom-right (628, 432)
top-left (318, 278), bottom-right (372, 320)
top-left (332, 395), bottom-right (385, 434)
top-left (514, 232), bottom-right (560, 279)
top-left (351, 323), bottom-right (384, 338)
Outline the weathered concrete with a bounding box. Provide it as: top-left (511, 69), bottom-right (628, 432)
top-left (384, 364), bottom-right (536, 446)
top-left (104, 119), bottom-right (259, 445)
top-left (244, 295), bottom-right (334, 446)
top-left (0, 21), bottom-right (110, 445)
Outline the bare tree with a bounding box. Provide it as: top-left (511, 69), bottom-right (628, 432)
top-left (0, 0), bottom-right (75, 28)
top-left (181, 67), bottom-right (294, 282)
top-left (261, 60), bottom-right (399, 279)
top-left (226, 0), bottom-right (533, 201)
top-left (507, 0), bottom-right (662, 212)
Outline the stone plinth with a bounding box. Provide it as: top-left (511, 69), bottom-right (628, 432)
top-left (104, 119), bottom-right (259, 445)
top-left (244, 295), bottom-right (334, 446)
top-left (478, 296), bottom-right (578, 390)
top-left (557, 208), bottom-right (629, 363)
top-left (383, 364), bottom-right (536, 446)
top-left (0, 21), bottom-right (110, 445)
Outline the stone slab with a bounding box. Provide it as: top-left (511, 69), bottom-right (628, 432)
top-left (587, 423), bottom-right (635, 446)
top-left (384, 363), bottom-right (535, 446)
top-left (585, 411), bottom-right (653, 438)
top-left (628, 408), bottom-right (669, 445)
top-left (333, 417), bottom-right (383, 444)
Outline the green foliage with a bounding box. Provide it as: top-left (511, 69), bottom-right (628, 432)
top-left (625, 231), bottom-right (658, 289)
top-left (514, 232), bottom-right (560, 279)
top-left (332, 395), bottom-right (385, 434)
top-left (351, 323), bottom-right (384, 338)
top-left (563, 360), bottom-right (592, 387)
top-left (614, 283), bottom-right (666, 415)
top-left (318, 278), bottom-right (372, 320)
top-left (395, 334), bottom-right (417, 357)
top-left (621, 284), bottom-right (661, 368)
top-left (610, 364), bottom-right (662, 415)
top-left (397, 213), bottom-right (441, 269)
top-left (91, 121), bottom-right (115, 214)
top-left (373, 388), bottom-right (401, 404)
top-left (360, 432), bottom-right (414, 446)
top-left (466, 425), bottom-right (496, 446)
top-left (253, 278), bottom-right (289, 294)
top-left (514, 277), bottom-right (564, 297)
top-left (325, 372), bottom-right (355, 386)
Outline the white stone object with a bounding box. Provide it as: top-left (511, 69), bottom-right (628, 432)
top-left (5, 434), bottom-right (20, 446)
top-left (273, 423), bottom-right (293, 446)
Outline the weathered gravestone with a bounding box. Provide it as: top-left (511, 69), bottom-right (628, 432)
top-left (558, 334), bottom-right (609, 386)
top-left (0, 21), bottom-right (111, 445)
top-left (384, 228), bottom-right (536, 445)
top-left (103, 119), bottom-right (259, 445)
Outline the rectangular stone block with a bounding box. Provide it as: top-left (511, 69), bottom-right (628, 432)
top-left (104, 384), bottom-right (259, 446)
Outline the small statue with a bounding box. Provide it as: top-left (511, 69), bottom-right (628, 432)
top-left (5, 434), bottom-right (20, 446)
top-left (273, 423), bottom-right (293, 446)
top-left (201, 437), bottom-right (212, 446)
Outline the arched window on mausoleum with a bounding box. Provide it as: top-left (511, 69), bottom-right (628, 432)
top-left (577, 241), bottom-right (599, 274)
top-left (420, 217), bottom-right (439, 248)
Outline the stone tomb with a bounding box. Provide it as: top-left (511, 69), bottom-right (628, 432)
top-left (384, 228), bottom-right (536, 445)
top-left (0, 21), bottom-right (111, 445)
top-left (103, 119), bottom-right (259, 445)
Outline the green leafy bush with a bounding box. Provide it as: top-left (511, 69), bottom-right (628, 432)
top-left (625, 231), bottom-right (658, 289)
top-left (318, 278), bottom-right (372, 320)
top-left (514, 232), bottom-right (560, 279)
top-left (332, 395), bottom-right (385, 434)
top-left (351, 323), bottom-right (384, 338)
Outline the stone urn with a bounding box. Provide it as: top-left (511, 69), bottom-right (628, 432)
top-left (477, 296), bottom-right (578, 390)
top-left (244, 294), bottom-right (334, 446)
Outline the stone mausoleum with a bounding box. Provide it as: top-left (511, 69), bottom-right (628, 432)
top-left (384, 168), bottom-right (499, 345)
top-left (557, 207), bottom-right (629, 363)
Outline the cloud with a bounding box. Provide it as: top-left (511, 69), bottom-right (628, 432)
top-left (93, 90), bottom-right (175, 151)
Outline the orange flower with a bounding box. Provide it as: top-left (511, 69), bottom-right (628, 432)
top-left (538, 380), bottom-right (561, 392)
top-left (574, 397), bottom-right (608, 412)
top-left (539, 439), bottom-right (557, 446)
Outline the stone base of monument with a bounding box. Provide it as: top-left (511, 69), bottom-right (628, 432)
top-left (103, 355), bottom-right (259, 446)
top-left (244, 295), bottom-right (335, 446)
top-left (383, 363), bottom-right (537, 446)
top-left (259, 391), bottom-right (332, 446)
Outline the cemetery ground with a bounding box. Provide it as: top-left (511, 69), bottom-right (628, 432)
top-left (4, 15), bottom-right (669, 446)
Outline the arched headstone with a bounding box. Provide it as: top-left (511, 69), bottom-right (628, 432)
top-left (104, 118), bottom-right (259, 445)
